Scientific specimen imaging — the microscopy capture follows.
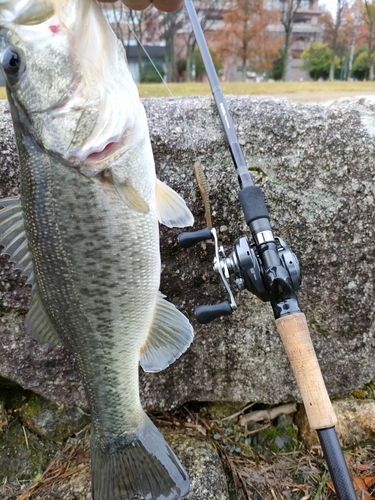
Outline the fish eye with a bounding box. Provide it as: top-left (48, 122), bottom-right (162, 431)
top-left (1, 47), bottom-right (25, 82)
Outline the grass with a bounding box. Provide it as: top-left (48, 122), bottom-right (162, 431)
top-left (1, 81), bottom-right (374, 101)
top-left (137, 81), bottom-right (375, 98)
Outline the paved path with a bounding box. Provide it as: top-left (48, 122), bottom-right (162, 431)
top-left (256, 91), bottom-right (374, 103)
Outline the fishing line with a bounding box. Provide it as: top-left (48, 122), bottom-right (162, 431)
top-left (119, 6), bottom-right (204, 164)
top-left (127, 24), bottom-right (171, 92)
top-left (122, 7), bottom-right (214, 228)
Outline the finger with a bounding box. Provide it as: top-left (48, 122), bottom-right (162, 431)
top-left (152, 0), bottom-right (183, 11)
top-left (99, 0), bottom-right (184, 12)
top-left (121, 0), bottom-right (152, 10)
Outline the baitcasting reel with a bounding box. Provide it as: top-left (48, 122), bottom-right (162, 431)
top-left (178, 227), bottom-right (301, 324)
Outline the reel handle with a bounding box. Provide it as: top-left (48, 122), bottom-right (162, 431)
top-left (177, 228), bottom-right (213, 248)
top-left (195, 301), bottom-right (233, 324)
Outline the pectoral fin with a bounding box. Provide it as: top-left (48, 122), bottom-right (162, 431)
top-left (156, 179), bottom-right (194, 228)
top-left (25, 287), bottom-right (63, 347)
top-left (140, 292), bottom-right (194, 372)
top-left (0, 197), bottom-right (34, 285)
top-left (111, 172), bottom-right (149, 214)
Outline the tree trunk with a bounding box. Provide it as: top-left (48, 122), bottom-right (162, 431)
top-left (241, 58), bottom-right (247, 81)
top-left (329, 0), bottom-right (343, 81)
top-left (137, 44), bottom-right (143, 83)
top-left (282, 29), bottom-right (291, 82)
top-left (348, 0), bottom-right (360, 79)
top-left (165, 36), bottom-right (177, 82)
top-left (241, 18), bottom-right (248, 82)
top-left (186, 41), bottom-right (196, 82)
top-left (369, 51), bottom-right (375, 80)
top-left (329, 54), bottom-right (335, 81)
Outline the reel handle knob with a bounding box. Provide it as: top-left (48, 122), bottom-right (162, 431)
top-left (178, 228), bottom-right (213, 248)
top-left (195, 301), bottom-right (233, 324)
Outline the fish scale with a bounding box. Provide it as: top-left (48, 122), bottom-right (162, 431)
top-left (19, 136), bottom-right (158, 425)
top-left (0, 1), bottom-right (195, 498)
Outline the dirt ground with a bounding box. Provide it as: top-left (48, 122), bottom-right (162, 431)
top-left (3, 403), bottom-right (375, 500)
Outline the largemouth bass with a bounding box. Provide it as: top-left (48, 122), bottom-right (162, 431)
top-left (0, 1), bottom-right (194, 499)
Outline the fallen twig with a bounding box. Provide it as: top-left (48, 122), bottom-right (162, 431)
top-left (239, 403), bottom-right (297, 426)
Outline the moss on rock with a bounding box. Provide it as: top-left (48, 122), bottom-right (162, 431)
top-left (349, 378), bottom-right (375, 400)
top-left (255, 423), bottom-right (298, 454)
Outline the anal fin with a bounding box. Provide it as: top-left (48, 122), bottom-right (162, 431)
top-left (140, 292), bottom-right (194, 373)
top-left (25, 288), bottom-right (63, 347)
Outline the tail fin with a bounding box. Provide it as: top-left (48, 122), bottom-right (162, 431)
top-left (91, 412), bottom-right (189, 500)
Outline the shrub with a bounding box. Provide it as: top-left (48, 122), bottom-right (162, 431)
top-left (300, 43), bottom-right (339, 80)
top-left (140, 62), bottom-right (165, 83)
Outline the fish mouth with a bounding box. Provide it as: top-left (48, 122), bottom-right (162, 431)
top-left (68, 132), bottom-right (130, 171)
top-left (86, 141), bottom-right (119, 161)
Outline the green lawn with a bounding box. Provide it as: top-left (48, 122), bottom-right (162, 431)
top-left (137, 81), bottom-right (375, 98)
top-left (1, 81), bottom-right (373, 101)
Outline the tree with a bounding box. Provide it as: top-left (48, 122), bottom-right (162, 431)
top-left (213, 0), bottom-right (282, 81)
top-left (328, 0), bottom-right (348, 80)
top-left (301, 42), bottom-right (339, 80)
top-left (126, 9), bottom-right (146, 80)
top-left (352, 46), bottom-right (371, 78)
top-left (348, 0), bottom-right (361, 79)
top-left (140, 62), bottom-right (165, 83)
top-left (280, 0), bottom-right (302, 81)
top-left (184, 0), bottom-right (223, 82)
top-left (268, 48), bottom-right (285, 80)
top-left (193, 46), bottom-right (222, 79)
top-left (362, 0), bottom-right (375, 79)
top-left (157, 10), bottom-right (185, 82)
top-left (100, 4), bottom-right (159, 82)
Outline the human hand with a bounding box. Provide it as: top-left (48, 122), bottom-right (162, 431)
top-left (99, 0), bottom-right (183, 12)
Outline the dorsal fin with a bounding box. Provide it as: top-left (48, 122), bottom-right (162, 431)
top-left (0, 198), bottom-right (62, 346)
top-left (25, 287), bottom-right (63, 347)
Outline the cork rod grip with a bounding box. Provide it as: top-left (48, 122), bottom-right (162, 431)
top-left (275, 313), bottom-right (337, 430)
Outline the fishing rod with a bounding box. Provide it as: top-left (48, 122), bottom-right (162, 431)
top-left (179, 1), bottom-right (357, 499)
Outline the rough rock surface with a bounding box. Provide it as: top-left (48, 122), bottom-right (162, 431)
top-left (0, 96), bottom-right (375, 410)
top-left (297, 398), bottom-right (375, 448)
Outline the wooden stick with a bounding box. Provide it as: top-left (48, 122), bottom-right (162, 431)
top-left (239, 403), bottom-right (296, 426)
top-left (275, 312), bottom-right (337, 430)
